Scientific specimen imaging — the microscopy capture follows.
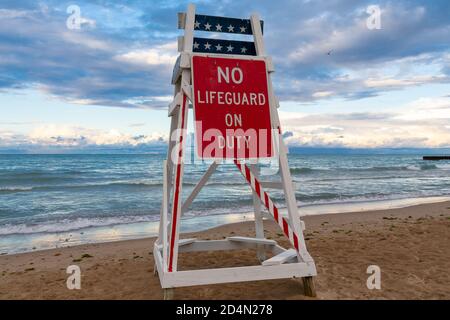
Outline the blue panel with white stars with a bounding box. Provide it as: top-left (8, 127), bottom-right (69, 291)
top-left (193, 37), bottom-right (257, 56)
top-left (194, 14), bottom-right (264, 35)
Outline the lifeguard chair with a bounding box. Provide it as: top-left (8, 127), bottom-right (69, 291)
top-left (154, 3), bottom-right (317, 299)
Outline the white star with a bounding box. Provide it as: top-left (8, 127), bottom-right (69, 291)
top-left (193, 42), bottom-right (199, 49)
top-left (215, 43), bottom-right (223, 51)
top-left (204, 42), bottom-right (211, 50)
top-left (227, 25), bottom-right (234, 32)
top-left (215, 24), bottom-right (222, 31)
top-left (194, 21), bottom-right (200, 29)
top-left (204, 22), bottom-right (211, 30)
top-left (240, 47), bottom-right (247, 53)
top-left (240, 26), bottom-right (247, 33)
top-left (226, 44), bottom-right (234, 52)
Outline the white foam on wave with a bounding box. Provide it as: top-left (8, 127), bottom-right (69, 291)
top-left (0, 215), bottom-right (159, 236)
top-left (436, 163), bottom-right (450, 170)
top-left (298, 195), bottom-right (450, 216)
top-left (0, 186), bottom-right (33, 192)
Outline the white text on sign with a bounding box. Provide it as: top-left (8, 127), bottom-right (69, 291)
top-left (192, 56), bottom-right (273, 159)
top-left (196, 67), bottom-right (266, 107)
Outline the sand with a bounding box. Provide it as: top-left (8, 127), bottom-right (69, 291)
top-left (0, 201), bottom-right (449, 300)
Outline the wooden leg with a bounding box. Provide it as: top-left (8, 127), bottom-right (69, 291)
top-left (164, 288), bottom-right (174, 300)
top-left (251, 164), bottom-right (265, 262)
top-left (302, 276), bottom-right (317, 297)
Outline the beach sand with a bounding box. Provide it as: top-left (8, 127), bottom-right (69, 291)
top-left (1, 201), bottom-right (449, 300)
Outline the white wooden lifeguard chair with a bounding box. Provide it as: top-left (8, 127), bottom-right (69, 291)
top-left (154, 3), bottom-right (317, 299)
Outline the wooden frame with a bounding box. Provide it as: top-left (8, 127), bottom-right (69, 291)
top-left (155, 3), bottom-right (317, 298)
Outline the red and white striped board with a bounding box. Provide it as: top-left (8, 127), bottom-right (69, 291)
top-left (168, 93), bottom-right (188, 273)
top-left (234, 160), bottom-right (300, 252)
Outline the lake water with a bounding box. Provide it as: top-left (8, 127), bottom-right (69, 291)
top-left (1, 153), bottom-right (449, 253)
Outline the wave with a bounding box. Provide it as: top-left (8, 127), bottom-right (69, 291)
top-left (290, 166), bottom-right (413, 174)
top-left (296, 193), bottom-right (450, 210)
top-left (436, 163), bottom-right (450, 170)
top-left (0, 180), bottom-right (167, 194)
top-left (0, 186), bottom-right (34, 194)
top-left (407, 164), bottom-right (438, 171)
top-left (60, 180), bottom-right (166, 189)
top-left (0, 215), bottom-right (160, 236)
top-left (296, 192), bottom-right (360, 202)
top-left (298, 175), bottom-right (408, 183)
top-left (290, 167), bottom-right (323, 174)
top-left (290, 164), bottom-right (440, 175)
top-left (0, 180), bottom-right (253, 194)
top-left (205, 181), bottom-right (247, 187)
top-left (0, 199), bottom-right (256, 235)
top-left (0, 169), bottom-right (86, 178)
top-left (1, 192), bottom-right (449, 236)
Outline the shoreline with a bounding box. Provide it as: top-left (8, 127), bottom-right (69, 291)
top-left (1, 200), bottom-right (449, 299)
top-left (1, 195), bottom-right (449, 255)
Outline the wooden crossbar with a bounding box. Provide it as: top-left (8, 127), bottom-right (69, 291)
top-left (228, 236), bottom-right (276, 245)
top-left (262, 249), bottom-right (297, 266)
top-left (181, 162), bottom-right (218, 213)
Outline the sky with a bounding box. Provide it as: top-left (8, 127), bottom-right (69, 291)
top-left (0, 0), bottom-right (449, 153)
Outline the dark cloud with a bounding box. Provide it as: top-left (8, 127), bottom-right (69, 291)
top-left (282, 130), bottom-right (293, 139)
top-left (0, 0), bottom-right (449, 108)
top-left (0, 1), bottom-right (175, 108)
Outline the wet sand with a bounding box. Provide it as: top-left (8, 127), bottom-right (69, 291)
top-left (1, 201), bottom-right (449, 299)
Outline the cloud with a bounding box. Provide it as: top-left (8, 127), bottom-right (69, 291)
top-left (0, 8), bottom-right (29, 19)
top-left (279, 96), bottom-right (450, 148)
top-left (0, 1), bottom-right (176, 108)
top-left (267, 1), bottom-right (450, 101)
top-left (0, 0), bottom-right (449, 150)
top-left (128, 123), bottom-right (146, 128)
top-left (61, 31), bottom-right (110, 50)
top-left (364, 75), bottom-right (448, 89)
top-left (114, 42), bottom-right (177, 66)
top-left (395, 97), bottom-right (450, 121)
top-left (0, 0), bottom-right (449, 108)
top-left (312, 91), bottom-right (334, 98)
top-left (0, 124), bottom-right (167, 151)
top-left (1, 95), bottom-right (449, 150)
top-left (29, 124), bottom-right (167, 146)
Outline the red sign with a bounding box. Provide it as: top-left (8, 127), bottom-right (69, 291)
top-left (192, 56), bottom-right (273, 159)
